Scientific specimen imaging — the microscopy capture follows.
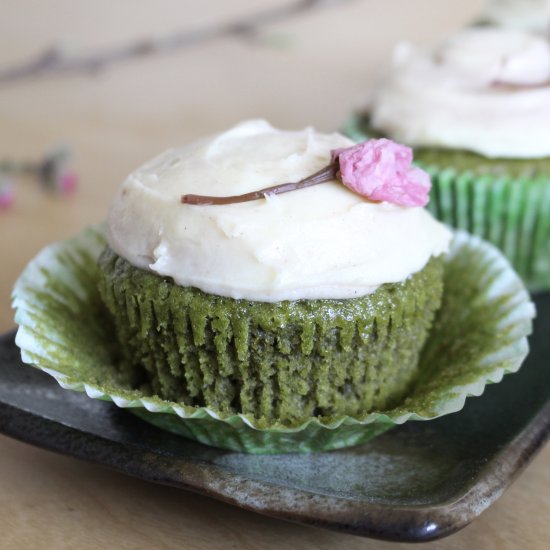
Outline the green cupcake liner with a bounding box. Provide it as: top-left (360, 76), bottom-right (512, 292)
top-left (344, 113), bottom-right (550, 291)
top-left (12, 225), bottom-right (535, 454)
top-left (97, 246), bottom-right (444, 425)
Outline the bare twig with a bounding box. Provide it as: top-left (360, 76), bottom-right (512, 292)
top-left (181, 163), bottom-right (338, 205)
top-left (0, 0), bottom-right (355, 86)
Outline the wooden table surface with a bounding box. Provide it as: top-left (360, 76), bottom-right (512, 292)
top-left (1, 1), bottom-right (548, 548)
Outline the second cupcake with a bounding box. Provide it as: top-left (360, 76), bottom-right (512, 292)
top-left (346, 27), bottom-right (550, 290)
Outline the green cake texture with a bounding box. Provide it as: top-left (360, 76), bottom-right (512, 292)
top-left (97, 246), bottom-right (445, 428)
top-left (344, 114), bottom-right (550, 290)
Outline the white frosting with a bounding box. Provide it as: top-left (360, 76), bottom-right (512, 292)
top-left (482, 0), bottom-right (550, 33)
top-left (369, 28), bottom-right (550, 158)
top-left (107, 120), bottom-right (451, 302)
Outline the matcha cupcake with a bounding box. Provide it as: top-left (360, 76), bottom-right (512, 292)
top-left (346, 27), bottom-right (550, 290)
top-left (12, 121), bottom-right (536, 453)
top-left (99, 120), bottom-right (450, 428)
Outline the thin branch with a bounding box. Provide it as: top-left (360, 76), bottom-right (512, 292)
top-left (181, 163), bottom-right (337, 205)
top-left (0, 0), bottom-right (355, 86)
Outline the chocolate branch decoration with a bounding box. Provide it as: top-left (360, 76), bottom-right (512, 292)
top-left (182, 164), bottom-right (337, 205)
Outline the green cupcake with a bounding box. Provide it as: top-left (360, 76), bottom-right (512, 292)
top-left (97, 120), bottom-right (452, 432)
top-left (346, 26), bottom-right (550, 290)
top-left (12, 121), bottom-right (535, 454)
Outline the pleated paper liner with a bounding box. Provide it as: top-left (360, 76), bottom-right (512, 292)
top-left (344, 113), bottom-right (550, 291)
top-left (12, 226), bottom-right (535, 453)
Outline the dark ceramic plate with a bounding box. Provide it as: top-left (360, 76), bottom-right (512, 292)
top-left (1, 294), bottom-right (550, 543)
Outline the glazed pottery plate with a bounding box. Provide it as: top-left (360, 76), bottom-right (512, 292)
top-left (1, 294), bottom-right (549, 542)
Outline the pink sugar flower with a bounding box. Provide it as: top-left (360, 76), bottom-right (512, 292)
top-left (331, 139), bottom-right (431, 207)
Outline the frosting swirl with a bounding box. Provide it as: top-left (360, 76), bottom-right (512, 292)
top-left (107, 120), bottom-right (451, 302)
top-left (369, 28), bottom-right (550, 158)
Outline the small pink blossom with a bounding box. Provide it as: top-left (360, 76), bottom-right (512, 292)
top-left (331, 139), bottom-right (431, 207)
top-left (57, 170), bottom-right (78, 196)
top-left (0, 182), bottom-right (15, 210)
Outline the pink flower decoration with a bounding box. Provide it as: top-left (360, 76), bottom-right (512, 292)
top-left (57, 170), bottom-right (78, 196)
top-left (331, 138), bottom-right (431, 207)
